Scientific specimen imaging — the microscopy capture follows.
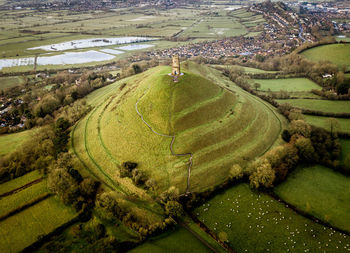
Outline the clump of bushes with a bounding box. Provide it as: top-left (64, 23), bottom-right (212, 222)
top-left (48, 153), bottom-right (99, 211)
top-left (248, 119), bottom-right (341, 188)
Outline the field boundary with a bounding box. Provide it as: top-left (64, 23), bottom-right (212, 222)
top-left (267, 190), bottom-right (350, 236)
top-left (0, 177), bottom-right (43, 198)
top-left (0, 192), bottom-right (51, 222)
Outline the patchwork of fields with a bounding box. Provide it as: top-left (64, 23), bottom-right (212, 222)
top-left (0, 171), bottom-right (77, 253)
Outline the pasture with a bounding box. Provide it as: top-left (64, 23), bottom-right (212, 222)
top-left (71, 63), bottom-right (285, 194)
top-left (0, 170), bottom-right (41, 196)
top-left (277, 99), bottom-right (350, 114)
top-left (304, 115), bottom-right (350, 133)
top-left (275, 165), bottom-right (350, 232)
top-left (254, 78), bottom-right (321, 92)
top-left (0, 128), bottom-right (37, 157)
top-left (0, 196), bottom-right (77, 253)
top-left (194, 183), bottom-right (350, 252)
top-left (0, 180), bottom-right (47, 217)
top-left (129, 226), bottom-right (213, 253)
top-left (0, 76), bottom-right (25, 90)
top-left (301, 43), bottom-right (350, 71)
top-left (340, 138), bottom-right (350, 163)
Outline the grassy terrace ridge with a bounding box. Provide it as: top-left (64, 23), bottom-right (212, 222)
top-left (71, 62), bottom-right (285, 194)
top-left (254, 78), bottom-right (321, 92)
top-left (304, 115), bottom-right (350, 133)
top-left (275, 165), bottom-right (350, 232)
top-left (194, 183), bottom-right (350, 252)
top-left (300, 43), bottom-right (350, 71)
top-left (277, 99), bottom-right (350, 114)
top-left (0, 196), bottom-right (77, 253)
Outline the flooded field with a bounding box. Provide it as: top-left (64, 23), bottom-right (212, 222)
top-left (117, 44), bottom-right (154, 51)
top-left (0, 50), bottom-right (115, 70)
top-left (28, 37), bottom-right (156, 51)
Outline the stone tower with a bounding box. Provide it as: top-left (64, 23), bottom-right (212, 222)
top-left (171, 55), bottom-right (180, 76)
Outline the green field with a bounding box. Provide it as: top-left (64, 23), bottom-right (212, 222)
top-left (0, 170), bottom-right (41, 196)
top-left (277, 99), bottom-right (350, 114)
top-left (129, 226), bottom-right (212, 253)
top-left (211, 65), bottom-right (279, 74)
top-left (71, 62), bottom-right (285, 194)
top-left (0, 76), bottom-right (25, 90)
top-left (0, 196), bottom-right (77, 253)
top-left (254, 78), bottom-right (321, 92)
top-left (275, 165), bottom-right (350, 232)
top-left (340, 138), bottom-right (350, 163)
top-left (0, 128), bottom-right (37, 157)
top-left (0, 180), bottom-right (47, 217)
top-left (304, 115), bottom-right (350, 133)
top-left (194, 183), bottom-right (350, 252)
top-left (301, 43), bottom-right (350, 71)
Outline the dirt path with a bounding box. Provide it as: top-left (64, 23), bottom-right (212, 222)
top-left (135, 85), bottom-right (193, 194)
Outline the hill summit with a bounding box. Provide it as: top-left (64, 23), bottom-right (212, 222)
top-left (72, 62), bottom-right (283, 194)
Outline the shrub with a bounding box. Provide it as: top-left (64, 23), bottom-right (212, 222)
top-left (249, 159), bottom-right (275, 188)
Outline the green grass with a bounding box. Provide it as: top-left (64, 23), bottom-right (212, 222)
top-left (301, 43), bottom-right (350, 71)
top-left (211, 65), bottom-right (279, 74)
top-left (0, 76), bottom-right (25, 90)
top-left (0, 180), bottom-right (47, 217)
top-left (129, 225), bottom-right (212, 253)
top-left (275, 165), bottom-right (350, 232)
top-left (277, 99), bottom-right (350, 113)
top-left (194, 183), bottom-right (350, 252)
top-left (71, 62), bottom-right (285, 194)
top-left (0, 170), bottom-right (41, 196)
top-left (0, 196), bottom-right (77, 253)
top-left (254, 78), bottom-right (321, 92)
top-left (340, 138), bottom-right (350, 163)
top-left (0, 128), bottom-right (37, 157)
top-left (304, 115), bottom-right (350, 133)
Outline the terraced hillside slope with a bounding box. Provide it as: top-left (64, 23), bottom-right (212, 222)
top-left (71, 62), bottom-right (285, 194)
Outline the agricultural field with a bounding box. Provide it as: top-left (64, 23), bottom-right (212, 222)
top-left (0, 180), bottom-right (47, 217)
top-left (0, 128), bottom-right (37, 157)
top-left (254, 78), bottom-right (321, 92)
top-left (0, 75), bottom-right (25, 90)
top-left (0, 170), bottom-right (41, 196)
top-left (274, 165), bottom-right (350, 232)
top-left (194, 183), bottom-right (350, 252)
top-left (301, 43), bottom-right (350, 71)
top-left (0, 196), bottom-right (77, 253)
top-left (71, 62), bottom-right (285, 194)
top-left (277, 99), bottom-right (350, 114)
top-left (181, 14), bottom-right (248, 38)
top-left (304, 115), bottom-right (350, 133)
top-left (340, 138), bottom-right (350, 163)
top-left (129, 226), bottom-right (213, 253)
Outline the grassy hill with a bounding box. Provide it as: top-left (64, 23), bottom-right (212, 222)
top-left (71, 62), bottom-right (285, 194)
